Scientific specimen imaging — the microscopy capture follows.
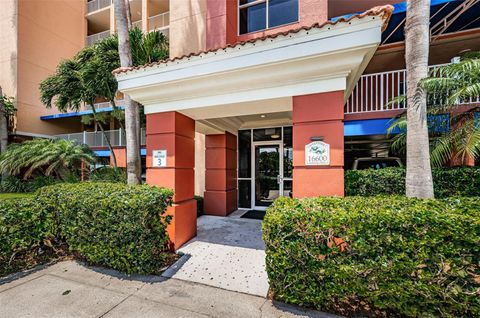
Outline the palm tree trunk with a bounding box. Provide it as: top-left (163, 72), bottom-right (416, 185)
top-left (0, 86), bottom-right (9, 181)
top-left (113, 0), bottom-right (141, 184)
top-left (405, 0), bottom-right (434, 198)
top-left (90, 103), bottom-right (118, 168)
top-left (0, 86), bottom-right (8, 155)
top-left (124, 0), bottom-right (132, 28)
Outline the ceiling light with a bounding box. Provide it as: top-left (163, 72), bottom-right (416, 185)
top-left (271, 134), bottom-right (280, 139)
top-left (260, 114), bottom-right (266, 118)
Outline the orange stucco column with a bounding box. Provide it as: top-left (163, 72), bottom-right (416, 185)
top-left (146, 111), bottom-right (196, 249)
top-left (292, 91), bottom-right (345, 198)
top-left (204, 132), bottom-right (237, 216)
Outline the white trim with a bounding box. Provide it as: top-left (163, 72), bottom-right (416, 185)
top-left (116, 15), bottom-right (385, 118)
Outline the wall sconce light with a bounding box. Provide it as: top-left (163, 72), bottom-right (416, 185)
top-left (310, 136), bottom-right (324, 141)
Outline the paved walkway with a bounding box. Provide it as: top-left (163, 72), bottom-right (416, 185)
top-left (163, 213), bottom-right (269, 296)
top-left (0, 261), bottom-right (339, 318)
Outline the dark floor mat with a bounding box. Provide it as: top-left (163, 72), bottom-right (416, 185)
top-left (240, 210), bottom-right (265, 220)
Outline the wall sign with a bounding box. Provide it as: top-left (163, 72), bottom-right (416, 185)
top-left (305, 141), bottom-right (330, 165)
top-left (152, 150), bottom-right (167, 167)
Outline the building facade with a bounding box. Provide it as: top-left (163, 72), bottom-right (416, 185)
top-left (1, 0), bottom-right (479, 248)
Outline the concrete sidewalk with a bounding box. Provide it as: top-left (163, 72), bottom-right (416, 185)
top-left (0, 261), bottom-right (339, 318)
top-left (163, 215), bottom-right (269, 296)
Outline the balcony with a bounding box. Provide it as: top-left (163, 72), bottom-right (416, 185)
top-left (148, 12), bottom-right (169, 36)
top-left (87, 0), bottom-right (111, 13)
top-left (86, 30), bottom-right (111, 45)
top-left (345, 63), bottom-right (480, 115)
top-left (55, 128), bottom-right (146, 148)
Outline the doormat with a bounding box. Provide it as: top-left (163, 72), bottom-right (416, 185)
top-left (241, 210), bottom-right (265, 220)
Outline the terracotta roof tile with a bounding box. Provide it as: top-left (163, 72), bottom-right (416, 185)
top-left (113, 5), bottom-right (394, 77)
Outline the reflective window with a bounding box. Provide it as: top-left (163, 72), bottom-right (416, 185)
top-left (253, 127), bottom-right (282, 142)
top-left (239, 0), bottom-right (298, 35)
top-left (238, 130), bottom-right (251, 178)
top-left (283, 127), bottom-right (293, 178)
top-left (239, 2), bottom-right (267, 34)
top-left (238, 180), bottom-right (251, 208)
top-left (268, 0), bottom-right (298, 28)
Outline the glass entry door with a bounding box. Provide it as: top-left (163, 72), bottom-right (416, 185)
top-left (253, 143), bottom-right (282, 210)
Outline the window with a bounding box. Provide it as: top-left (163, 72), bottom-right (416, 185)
top-left (239, 0), bottom-right (299, 35)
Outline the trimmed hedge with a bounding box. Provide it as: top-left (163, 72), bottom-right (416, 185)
top-left (36, 183), bottom-right (174, 274)
top-left (0, 198), bottom-right (56, 276)
top-left (345, 167), bottom-right (480, 197)
top-left (1, 182), bottom-right (174, 276)
top-left (263, 196), bottom-right (480, 317)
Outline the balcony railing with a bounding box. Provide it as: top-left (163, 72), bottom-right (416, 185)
top-left (86, 30), bottom-right (111, 46)
top-left (345, 63), bottom-right (480, 114)
top-left (56, 128), bottom-right (146, 148)
top-left (148, 12), bottom-right (169, 31)
top-left (87, 0), bottom-right (111, 13)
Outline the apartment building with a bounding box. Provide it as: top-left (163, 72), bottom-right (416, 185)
top-left (1, 1), bottom-right (479, 247)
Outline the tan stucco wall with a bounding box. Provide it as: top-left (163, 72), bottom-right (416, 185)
top-left (0, 0), bottom-right (18, 99)
top-left (169, 0), bottom-right (207, 58)
top-left (195, 131), bottom-right (206, 196)
top-left (15, 0), bottom-right (86, 135)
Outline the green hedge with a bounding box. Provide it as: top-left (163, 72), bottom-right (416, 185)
top-left (0, 198), bottom-right (56, 276)
top-left (263, 196), bottom-right (480, 317)
top-left (36, 183), bottom-right (174, 274)
top-left (345, 167), bottom-right (480, 197)
top-left (1, 182), bottom-right (174, 276)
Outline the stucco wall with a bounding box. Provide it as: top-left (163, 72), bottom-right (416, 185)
top-left (0, 0), bottom-right (18, 99)
top-left (15, 0), bottom-right (85, 135)
top-left (169, 0), bottom-right (207, 58)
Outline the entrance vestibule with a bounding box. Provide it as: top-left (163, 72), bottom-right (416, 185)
top-left (238, 127), bottom-right (293, 210)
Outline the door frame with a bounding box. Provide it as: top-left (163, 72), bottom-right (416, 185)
top-left (251, 140), bottom-right (283, 211)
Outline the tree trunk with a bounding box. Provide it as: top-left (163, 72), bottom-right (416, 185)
top-left (405, 0), bottom-right (434, 198)
top-left (124, 0), bottom-right (132, 29)
top-left (0, 86), bottom-right (8, 181)
top-left (0, 86), bottom-right (8, 155)
top-left (90, 104), bottom-right (118, 168)
top-left (113, 0), bottom-right (141, 184)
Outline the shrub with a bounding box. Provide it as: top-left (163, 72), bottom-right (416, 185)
top-left (263, 196), bottom-right (480, 317)
top-left (345, 167), bottom-right (480, 197)
top-left (36, 183), bottom-right (174, 274)
top-left (89, 167), bottom-right (127, 183)
top-left (0, 175), bottom-right (28, 193)
top-left (0, 198), bottom-right (57, 276)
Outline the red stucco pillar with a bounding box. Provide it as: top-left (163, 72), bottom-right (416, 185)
top-left (146, 111), bottom-right (196, 249)
top-left (292, 91), bottom-right (345, 198)
top-left (204, 132), bottom-right (237, 216)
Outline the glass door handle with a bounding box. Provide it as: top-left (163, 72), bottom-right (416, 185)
top-left (277, 175), bottom-right (282, 184)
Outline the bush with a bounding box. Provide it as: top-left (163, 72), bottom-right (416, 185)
top-left (36, 182), bottom-right (174, 274)
top-left (263, 196), bottom-right (480, 317)
top-left (89, 167), bottom-right (127, 183)
top-left (0, 198), bottom-right (57, 276)
top-left (345, 167), bottom-right (480, 197)
top-left (0, 175), bottom-right (60, 193)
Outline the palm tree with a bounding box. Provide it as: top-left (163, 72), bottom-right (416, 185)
top-left (0, 138), bottom-right (96, 180)
top-left (0, 87), bottom-right (9, 155)
top-left (388, 52), bottom-right (480, 167)
top-left (113, 0), bottom-right (141, 185)
top-left (404, 0), bottom-right (434, 198)
top-left (39, 58), bottom-right (119, 167)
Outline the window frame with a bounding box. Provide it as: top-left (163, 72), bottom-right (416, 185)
top-left (237, 0), bottom-right (300, 36)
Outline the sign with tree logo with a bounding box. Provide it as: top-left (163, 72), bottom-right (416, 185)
top-left (305, 141), bottom-right (330, 165)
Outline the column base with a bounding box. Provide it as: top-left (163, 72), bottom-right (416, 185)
top-left (166, 199), bottom-right (197, 249)
top-left (203, 189), bottom-right (237, 216)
